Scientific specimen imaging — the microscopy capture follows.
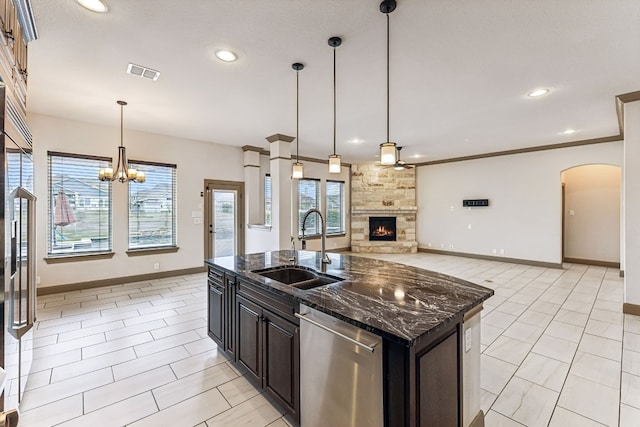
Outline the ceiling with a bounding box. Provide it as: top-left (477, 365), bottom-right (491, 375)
top-left (27, 0), bottom-right (640, 163)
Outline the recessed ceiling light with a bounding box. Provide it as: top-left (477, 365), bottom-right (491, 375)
top-left (76, 0), bottom-right (108, 13)
top-left (528, 88), bottom-right (549, 97)
top-left (562, 129), bottom-right (577, 135)
top-left (411, 154), bottom-right (423, 159)
top-left (349, 138), bottom-right (365, 144)
top-left (215, 50), bottom-right (237, 62)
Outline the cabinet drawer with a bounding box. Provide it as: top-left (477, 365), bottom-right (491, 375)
top-left (208, 267), bottom-right (224, 285)
top-left (237, 278), bottom-right (298, 324)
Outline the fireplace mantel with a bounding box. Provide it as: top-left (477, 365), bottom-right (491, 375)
top-left (352, 206), bottom-right (417, 215)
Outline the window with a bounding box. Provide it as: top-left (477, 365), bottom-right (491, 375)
top-left (298, 179), bottom-right (320, 236)
top-left (48, 152), bottom-right (112, 256)
top-left (264, 174), bottom-right (272, 226)
top-left (128, 161), bottom-right (177, 249)
top-left (326, 180), bottom-right (345, 234)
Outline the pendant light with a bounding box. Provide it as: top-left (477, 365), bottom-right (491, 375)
top-left (292, 63), bottom-right (304, 179)
top-left (328, 36), bottom-right (342, 174)
top-left (98, 100), bottom-right (146, 183)
top-left (379, 0), bottom-right (398, 166)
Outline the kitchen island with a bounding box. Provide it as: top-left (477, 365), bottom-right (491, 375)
top-left (205, 250), bottom-right (493, 427)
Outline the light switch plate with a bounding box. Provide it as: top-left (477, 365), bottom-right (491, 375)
top-left (464, 328), bottom-right (472, 352)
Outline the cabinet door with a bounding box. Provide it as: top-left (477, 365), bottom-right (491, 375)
top-left (236, 295), bottom-right (262, 383)
top-left (208, 281), bottom-right (225, 346)
top-left (263, 309), bottom-right (299, 419)
top-left (225, 275), bottom-right (236, 360)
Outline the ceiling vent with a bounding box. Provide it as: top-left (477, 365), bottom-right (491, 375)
top-left (126, 63), bottom-right (160, 81)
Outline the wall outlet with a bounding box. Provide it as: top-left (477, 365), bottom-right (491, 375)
top-left (464, 328), bottom-right (472, 352)
top-left (449, 244), bottom-right (454, 250)
top-left (193, 217), bottom-right (202, 224)
top-left (492, 249), bottom-right (497, 254)
top-left (467, 224), bottom-right (472, 229)
top-left (450, 206), bottom-right (454, 211)
top-left (153, 263), bottom-right (160, 270)
top-left (428, 243), bottom-right (432, 248)
top-left (36, 276), bottom-right (41, 285)
top-left (440, 243), bottom-right (445, 249)
top-left (500, 249), bottom-right (505, 255)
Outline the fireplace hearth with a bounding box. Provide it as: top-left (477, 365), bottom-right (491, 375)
top-left (369, 217), bottom-right (396, 241)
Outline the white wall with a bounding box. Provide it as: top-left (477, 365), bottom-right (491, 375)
top-left (624, 101), bottom-right (640, 306)
top-left (416, 142), bottom-right (622, 265)
top-left (562, 165), bottom-right (620, 263)
top-left (30, 113), bottom-right (244, 289)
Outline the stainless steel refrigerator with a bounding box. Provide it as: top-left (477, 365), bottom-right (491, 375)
top-left (0, 82), bottom-right (36, 418)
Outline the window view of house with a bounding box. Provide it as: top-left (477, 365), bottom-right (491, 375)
top-left (298, 179), bottom-right (320, 236)
top-left (47, 152), bottom-right (112, 256)
top-left (326, 180), bottom-right (345, 234)
top-left (128, 162), bottom-right (177, 249)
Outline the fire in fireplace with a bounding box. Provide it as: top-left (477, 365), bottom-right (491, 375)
top-left (369, 217), bottom-right (397, 241)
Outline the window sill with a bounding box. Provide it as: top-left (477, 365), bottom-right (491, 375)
top-left (126, 247), bottom-right (180, 257)
top-left (247, 224), bottom-right (272, 231)
top-left (45, 252), bottom-right (115, 264)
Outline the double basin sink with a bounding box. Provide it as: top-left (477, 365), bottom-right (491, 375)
top-left (253, 265), bottom-right (342, 290)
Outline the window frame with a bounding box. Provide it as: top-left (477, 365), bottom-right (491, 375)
top-left (264, 173), bottom-right (272, 226)
top-left (325, 180), bottom-right (346, 235)
top-left (127, 159), bottom-right (178, 252)
top-left (47, 151), bottom-right (113, 259)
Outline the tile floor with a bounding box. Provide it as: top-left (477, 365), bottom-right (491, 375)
top-left (16, 253), bottom-right (640, 426)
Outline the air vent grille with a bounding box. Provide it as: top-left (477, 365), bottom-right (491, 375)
top-left (127, 63), bottom-right (160, 81)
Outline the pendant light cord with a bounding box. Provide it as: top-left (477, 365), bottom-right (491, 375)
top-left (386, 12), bottom-right (390, 144)
top-left (333, 46), bottom-right (337, 155)
top-left (296, 69), bottom-right (300, 163)
top-left (120, 103), bottom-right (124, 148)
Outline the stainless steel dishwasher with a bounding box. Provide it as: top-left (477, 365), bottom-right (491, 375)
top-left (296, 304), bottom-right (383, 427)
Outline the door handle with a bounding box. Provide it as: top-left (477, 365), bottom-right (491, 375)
top-left (295, 312), bottom-right (377, 353)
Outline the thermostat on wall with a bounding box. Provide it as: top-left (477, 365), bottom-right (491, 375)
top-left (463, 199), bottom-right (489, 207)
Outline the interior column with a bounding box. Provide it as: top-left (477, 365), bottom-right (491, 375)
top-left (267, 133), bottom-right (295, 250)
top-left (243, 146), bottom-right (262, 225)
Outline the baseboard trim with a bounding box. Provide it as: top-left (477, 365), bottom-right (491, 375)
top-left (418, 248), bottom-right (562, 269)
top-left (37, 266), bottom-right (207, 296)
top-left (563, 257), bottom-right (620, 269)
top-left (469, 410), bottom-right (485, 427)
top-left (331, 247), bottom-right (352, 253)
top-left (623, 303), bottom-right (640, 317)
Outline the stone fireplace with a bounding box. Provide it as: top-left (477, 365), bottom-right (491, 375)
top-left (351, 164), bottom-right (418, 253)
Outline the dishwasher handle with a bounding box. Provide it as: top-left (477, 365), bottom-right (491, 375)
top-left (295, 312), bottom-right (377, 353)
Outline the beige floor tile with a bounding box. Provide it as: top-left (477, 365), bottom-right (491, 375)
top-left (60, 391), bottom-right (158, 427)
top-left (84, 365), bottom-right (176, 412)
top-left (206, 393), bottom-right (284, 426)
top-left (532, 334), bottom-right (578, 364)
top-left (485, 336), bottom-right (533, 366)
top-left (495, 301), bottom-right (529, 316)
top-left (480, 388), bottom-right (497, 414)
top-left (482, 310), bottom-right (518, 329)
top-left (558, 374), bottom-right (619, 426)
top-left (484, 409), bottom-right (526, 426)
top-left (502, 321), bottom-right (545, 345)
top-left (153, 363), bottom-right (237, 409)
top-left (621, 372), bottom-right (640, 410)
top-left (545, 321), bottom-right (584, 344)
top-left (134, 330), bottom-right (201, 357)
top-left (515, 353), bottom-right (570, 392)
top-left (112, 345), bottom-right (190, 380)
top-left (590, 308), bottom-right (624, 325)
top-left (622, 349), bottom-right (640, 375)
top-left (492, 377), bottom-right (558, 427)
top-left (170, 347), bottom-right (229, 379)
top-left (481, 323), bottom-right (504, 347)
top-left (104, 319), bottom-right (167, 341)
top-left (267, 418), bottom-right (294, 427)
top-left (150, 318), bottom-right (205, 340)
top-left (83, 331), bottom-right (154, 358)
top-left (30, 349), bottom-right (82, 373)
top-left (33, 333), bottom-right (105, 359)
top-left (579, 333), bottom-right (622, 361)
top-left (51, 347), bottom-right (136, 383)
top-left (22, 368), bottom-right (52, 392)
top-left (518, 310), bottom-right (554, 327)
top-left (81, 309), bottom-right (140, 327)
top-left (620, 403), bottom-right (640, 427)
top-left (569, 351), bottom-right (621, 389)
top-left (624, 331), bottom-right (640, 352)
top-left (163, 308), bottom-right (207, 326)
top-left (218, 375), bottom-right (262, 407)
top-left (592, 299), bottom-right (621, 313)
top-left (184, 336), bottom-right (219, 356)
top-left (530, 300), bottom-right (561, 315)
top-left (480, 354), bottom-right (518, 395)
top-left (553, 309), bottom-right (589, 327)
top-left (19, 395), bottom-right (84, 427)
top-left (624, 315), bottom-right (640, 334)
top-left (585, 318), bottom-right (623, 341)
top-left (129, 387), bottom-right (230, 427)
top-left (57, 319), bottom-right (125, 343)
top-left (123, 309), bottom-right (181, 326)
top-left (20, 367), bottom-right (113, 411)
top-left (548, 407), bottom-right (605, 426)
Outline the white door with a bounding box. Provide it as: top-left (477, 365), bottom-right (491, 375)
top-left (210, 189), bottom-right (237, 258)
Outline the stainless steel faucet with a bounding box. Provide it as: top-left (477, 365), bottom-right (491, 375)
top-left (301, 208), bottom-right (332, 271)
top-left (289, 236), bottom-right (297, 265)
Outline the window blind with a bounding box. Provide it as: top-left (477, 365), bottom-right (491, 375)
top-left (128, 161), bottom-right (177, 249)
top-left (47, 152), bottom-right (112, 256)
top-left (298, 179), bottom-right (320, 236)
top-left (326, 180), bottom-right (345, 234)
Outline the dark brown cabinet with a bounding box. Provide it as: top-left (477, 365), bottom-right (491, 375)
top-left (207, 280), bottom-right (224, 345)
top-left (236, 294), bottom-right (262, 381)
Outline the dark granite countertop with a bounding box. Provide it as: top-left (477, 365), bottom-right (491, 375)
top-left (206, 250), bottom-right (493, 346)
